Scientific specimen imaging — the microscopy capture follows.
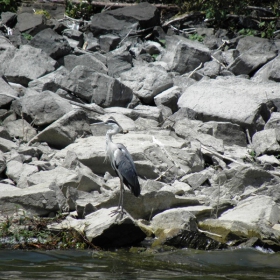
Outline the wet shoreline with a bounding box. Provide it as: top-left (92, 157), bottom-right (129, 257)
top-left (0, 247), bottom-right (280, 279)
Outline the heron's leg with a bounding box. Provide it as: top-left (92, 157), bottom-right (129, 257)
top-left (120, 180), bottom-right (124, 213)
top-left (117, 179), bottom-right (123, 209)
top-left (110, 178), bottom-right (125, 219)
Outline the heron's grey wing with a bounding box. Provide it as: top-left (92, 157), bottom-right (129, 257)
top-left (116, 143), bottom-right (137, 168)
top-left (114, 143), bottom-right (140, 197)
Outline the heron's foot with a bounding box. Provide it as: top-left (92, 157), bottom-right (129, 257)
top-left (110, 207), bottom-right (126, 220)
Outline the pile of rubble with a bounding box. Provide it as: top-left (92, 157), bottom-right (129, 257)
top-left (0, 2), bottom-right (280, 250)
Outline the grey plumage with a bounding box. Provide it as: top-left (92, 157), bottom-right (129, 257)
top-left (104, 117), bottom-right (140, 216)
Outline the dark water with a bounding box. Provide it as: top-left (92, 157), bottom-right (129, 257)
top-left (0, 248), bottom-right (279, 279)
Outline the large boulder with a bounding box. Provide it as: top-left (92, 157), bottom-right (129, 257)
top-left (84, 207), bottom-right (146, 247)
top-left (0, 137), bottom-right (17, 152)
top-left (132, 105), bottom-right (163, 122)
top-left (104, 106), bottom-right (164, 123)
top-left (48, 215), bottom-right (85, 234)
top-left (15, 12), bottom-right (47, 36)
top-left (82, 32), bottom-right (100, 52)
top-left (174, 118), bottom-right (224, 154)
top-left (28, 66), bottom-right (69, 93)
top-left (154, 86), bottom-right (181, 113)
top-left (265, 112), bottom-right (280, 131)
top-left (75, 179), bottom-right (201, 220)
top-left (107, 51), bottom-right (133, 78)
top-left (0, 35), bottom-right (15, 51)
top-left (227, 36), bottom-right (278, 76)
top-left (104, 107), bottom-right (138, 121)
top-left (90, 13), bottom-right (138, 37)
top-left (252, 129), bottom-right (280, 156)
top-left (56, 65), bottom-right (133, 107)
top-left (201, 60), bottom-right (221, 78)
top-left (236, 36), bottom-right (278, 54)
top-left (220, 195), bottom-right (280, 226)
top-left (199, 219), bottom-right (261, 243)
top-left (30, 109), bottom-right (92, 149)
top-left (4, 119), bottom-right (37, 141)
top-left (177, 76), bottom-right (279, 133)
top-left (25, 165), bottom-right (102, 194)
top-left (63, 29), bottom-right (83, 41)
top-left (55, 131), bottom-right (204, 182)
top-left (147, 207), bottom-right (224, 250)
top-left (180, 168), bottom-right (214, 190)
top-left (196, 121), bottom-right (247, 147)
top-left (253, 55), bottom-right (280, 83)
top-left (0, 45), bottom-right (58, 86)
top-left (0, 183), bottom-right (60, 216)
top-left (0, 76), bottom-right (19, 108)
top-left (6, 160), bottom-right (38, 186)
top-left (30, 28), bottom-right (71, 59)
top-left (161, 35), bottom-right (211, 74)
top-left (50, 207), bottom-right (146, 248)
top-left (150, 208), bottom-right (197, 233)
top-left (12, 90), bottom-right (73, 126)
top-left (227, 52), bottom-right (277, 76)
top-left (90, 2), bottom-right (160, 36)
top-left (1, 12), bottom-right (17, 28)
top-left (99, 34), bottom-right (121, 52)
top-left (59, 54), bottom-right (107, 73)
top-left (0, 127), bottom-right (11, 141)
top-left (178, 205), bottom-right (214, 220)
top-left (119, 64), bottom-right (173, 104)
top-left (209, 165), bottom-right (279, 200)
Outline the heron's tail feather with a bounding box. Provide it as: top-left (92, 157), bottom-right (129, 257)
top-left (132, 184), bottom-right (141, 197)
top-left (130, 178), bottom-right (141, 197)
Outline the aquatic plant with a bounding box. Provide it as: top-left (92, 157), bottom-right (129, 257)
top-left (0, 213), bottom-right (96, 250)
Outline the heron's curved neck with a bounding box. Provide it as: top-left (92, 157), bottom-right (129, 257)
top-left (106, 128), bottom-right (118, 145)
top-left (106, 132), bottom-right (113, 144)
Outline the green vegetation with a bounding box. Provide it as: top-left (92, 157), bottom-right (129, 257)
top-left (158, 39), bottom-right (166, 47)
top-left (238, 28), bottom-right (258, 36)
top-left (64, 0), bottom-right (279, 39)
top-left (259, 21), bottom-right (277, 39)
top-left (151, 54), bottom-right (159, 60)
top-left (0, 0), bottom-right (19, 14)
top-left (188, 33), bottom-right (205, 42)
top-left (181, 0), bottom-right (280, 39)
top-left (1, 0), bottom-right (279, 40)
top-left (0, 212), bottom-right (95, 250)
top-left (237, 20), bottom-right (278, 39)
top-left (22, 33), bottom-right (33, 41)
top-left (65, 0), bottom-right (95, 20)
top-left (246, 149), bottom-right (257, 162)
top-left (34, 9), bottom-right (51, 20)
top-left (248, 150), bottom-right (256, 158)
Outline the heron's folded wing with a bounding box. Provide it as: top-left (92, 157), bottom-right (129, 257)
top-left (114, 144), bottom-right (140, 197)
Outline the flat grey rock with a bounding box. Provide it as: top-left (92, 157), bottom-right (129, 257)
top-left (33, 109), bottom-right (92, 149)
top-left (178, 76), bottom-right (279, 132)
top-left (12, 90), bottom-right (72, 126)
top-left (84, 207), bottom-right (146, 247)
top-left (0, 45), bottom-right (57, 86)
top-left (220, 195), bottom-right (280, 225)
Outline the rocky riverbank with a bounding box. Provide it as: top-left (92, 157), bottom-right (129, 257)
top-left (0, 2), bottom-right (280, 251)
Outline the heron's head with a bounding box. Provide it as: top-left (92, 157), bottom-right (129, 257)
top-left (104, 117), bottom-right (123, 134)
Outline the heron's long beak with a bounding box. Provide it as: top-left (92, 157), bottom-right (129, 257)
top-left (94, 121), bottom-right (129, 134)
top-left (94, 121), bottom-right (105, 125)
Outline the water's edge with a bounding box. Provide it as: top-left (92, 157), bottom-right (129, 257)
top-left (0, 248), bottom-right (279, 279)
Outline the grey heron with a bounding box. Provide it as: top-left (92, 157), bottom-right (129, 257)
top-left (103, 117), bottom-right (140, 217)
